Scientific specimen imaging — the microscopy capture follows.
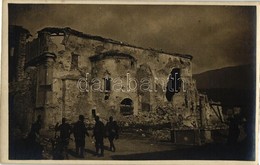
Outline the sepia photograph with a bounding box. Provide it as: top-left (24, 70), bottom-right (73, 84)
top-left (3, 2), bottom-right (257, 162)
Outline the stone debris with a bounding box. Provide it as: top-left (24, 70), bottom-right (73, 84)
top-left (151, 129), bottom-right (171, 141)
top-left (9, 26), bottom-right (227, 145)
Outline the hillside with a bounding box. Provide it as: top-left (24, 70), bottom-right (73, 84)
top-left (193, 64), bottom-right (256, 108)
top-left (193, 64), bottom-right (255, 90)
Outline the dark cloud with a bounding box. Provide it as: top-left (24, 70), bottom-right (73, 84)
top-left (8, 4), bottom-right (256, 73)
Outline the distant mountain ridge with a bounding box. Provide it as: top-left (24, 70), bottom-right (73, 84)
top-left (193, 64), bottom-right (256, 107)
top-left (193, 64), bottom-right (255, 90)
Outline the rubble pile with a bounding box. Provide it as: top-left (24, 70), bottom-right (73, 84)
top-left (117, 106), bottom-right (179, 128)
top-left (150, 129), bottom-right (172, 141)
top-left (115, 106), bottom-right (186, 142)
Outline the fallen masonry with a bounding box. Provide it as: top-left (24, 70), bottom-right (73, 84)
top-left (9, 25), bottom-right (228, 145)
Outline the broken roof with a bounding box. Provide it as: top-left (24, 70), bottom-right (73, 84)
top-left (38, 27), bottom-right (193, 60)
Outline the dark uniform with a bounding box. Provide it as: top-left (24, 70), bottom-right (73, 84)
top-left (28, 115), bottom-right (42, 141)
top-left (93, 116), bottom-right (105, 156)
top-left (55, 118), bottom-right (72, 145)
top-left (106, 116), bottom-right (119, 152)
top-left (227, 114), bottom-right (241, 145)
top-left (55, 118), bottom-right (72, 159)
top-left (73, 115), bottom-right (89, 158)
top-left (32, 119), bottom-right (41, 135)
top-left (26, 115), bottom-right (43, 159)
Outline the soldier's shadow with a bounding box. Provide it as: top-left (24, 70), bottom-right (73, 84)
top-left (67, 149), bottom-right (79, 157)
top-left (67, 149), bottom-right (96, 157)
top-left (103, 145), bottom-right (110, 151)
top-left (84, 148), bottom-right (97, 155)
top-left (67, 146), bottom-right (110, 158)
top-left (84, 145), bottom-right (111, 153)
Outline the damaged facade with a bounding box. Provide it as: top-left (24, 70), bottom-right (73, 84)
top-left (9, 26), bottom-right (225, 143)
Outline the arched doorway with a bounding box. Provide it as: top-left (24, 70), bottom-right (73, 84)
top-left (120, 98), bottom-right (134, 115)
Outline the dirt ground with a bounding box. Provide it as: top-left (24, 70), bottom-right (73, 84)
top-left (56, 132), bottom-right (176, 160)
top-left (10, 130), bottom-right (254, 161)
top-left (48, 132), bottom-right (254, 161)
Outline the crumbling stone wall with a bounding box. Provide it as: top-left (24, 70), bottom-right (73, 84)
top-left (9, 26), bottom-right (35, 138)
top-left (10, 27), bottom-right (225, 139)
top-left (90, 56), bottom-right (139, 118)
top-left (21, 27), bottom-right (198, 129)
top-left (9, 26), bottom-right (31, 82)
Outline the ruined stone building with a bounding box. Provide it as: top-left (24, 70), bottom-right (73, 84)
top-left (9, 26), bottom-right (224, 143)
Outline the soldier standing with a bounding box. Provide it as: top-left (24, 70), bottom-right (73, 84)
top-left (29, 115), bottom-right (42, 140)
top-left (92, 116), bottom-right (105, 157)
top-left (73, 115), bottom-right (89, 158)
top-left (26, 115), bottom-right (43, 159)
top-left (227, 114), bottom-right (241, 146)
top-left (105, 116), bottom-right (119, 152)
top-left (55, 117), bottom-right (72, 159)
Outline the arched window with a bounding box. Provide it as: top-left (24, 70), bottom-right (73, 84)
top-left (120, 98), bottom-right (134, 115)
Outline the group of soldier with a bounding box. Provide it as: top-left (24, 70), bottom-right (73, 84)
top-left (28, 114), bottom-right (119, 159)
top-left (55, 115), bottom-right (119, 158)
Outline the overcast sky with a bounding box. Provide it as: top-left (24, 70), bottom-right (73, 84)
top-left (8, 4), bottom-right (256, 74)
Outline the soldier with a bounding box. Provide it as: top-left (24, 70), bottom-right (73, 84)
top-left (105, 116), bottom-right (119, 152)
top-left (227, 114), bottom-right (241, 146)
top-left (55, 117), bottom-right (72, 159)
top-left (26, 115), bottom-right (43, 159)
top-left (92, 116), bottom-right (105, 157)
top-left (32, 115), bottom-right (42, 135)
top-left (73, 115), bottom-right (89, 158)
